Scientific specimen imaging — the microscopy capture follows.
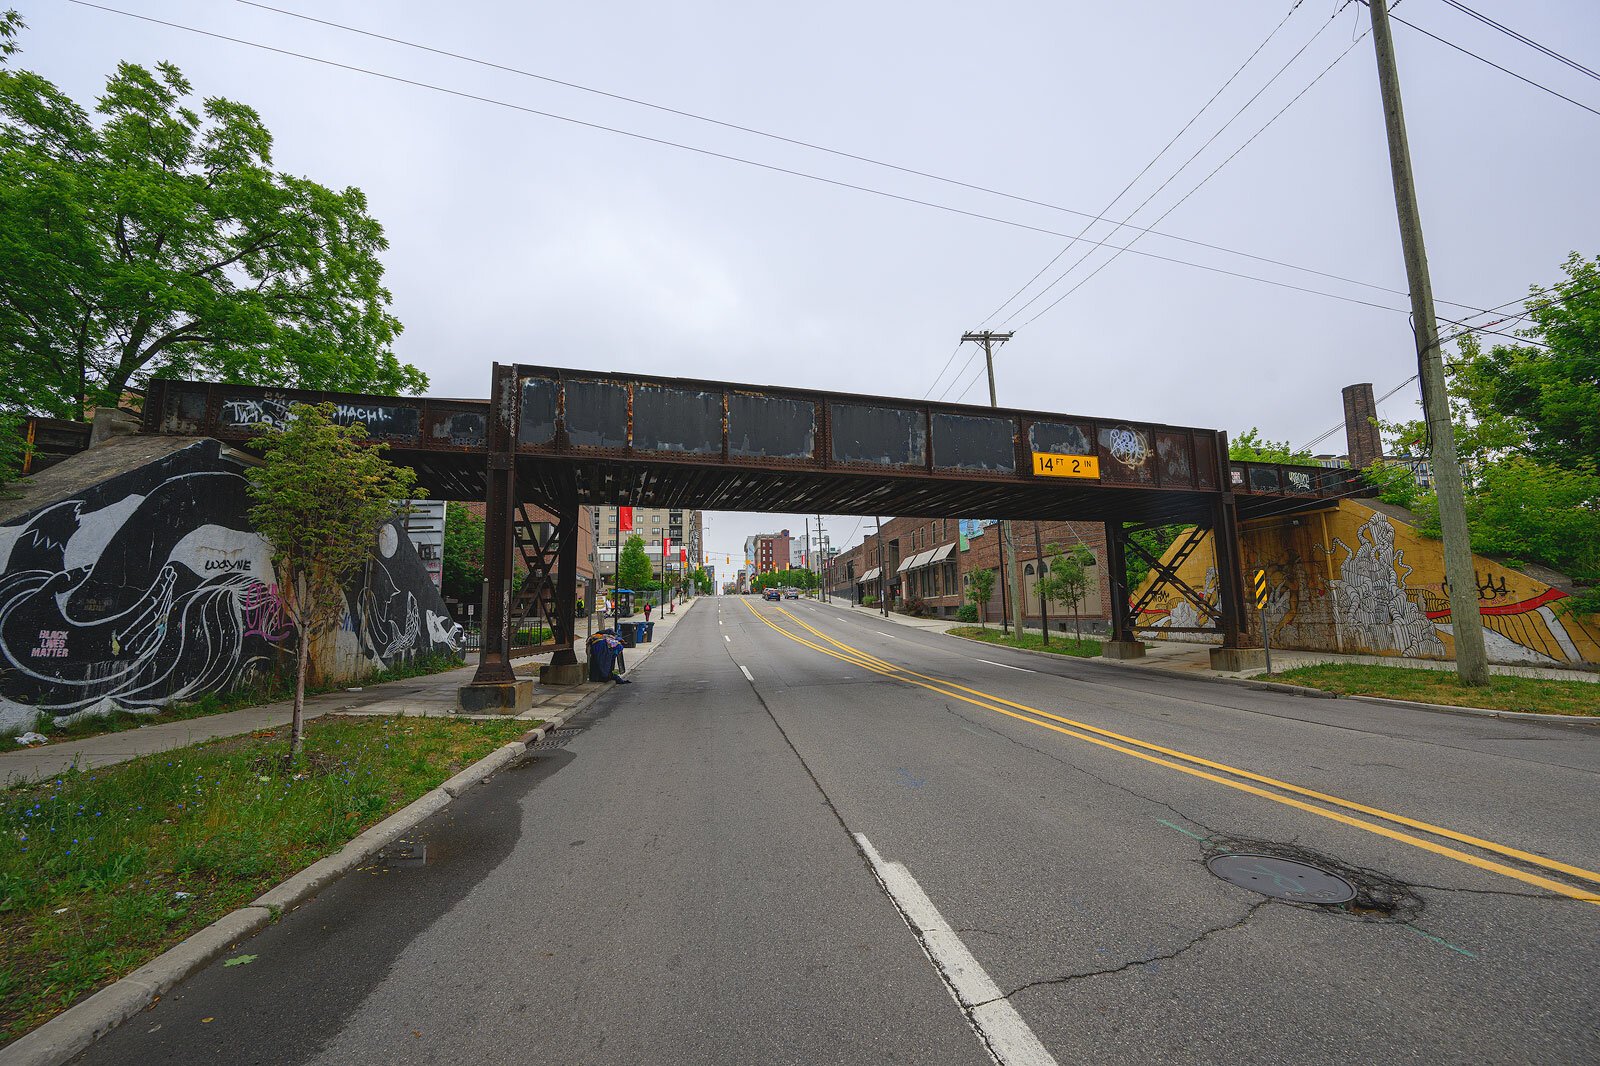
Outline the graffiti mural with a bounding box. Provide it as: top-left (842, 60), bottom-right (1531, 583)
top-left (1131, 499), bottom-right (1600, 665)
top-left (1325, 512), bottom-right (1446, 658)
top-left (0, 440), bottom-right (461, 735)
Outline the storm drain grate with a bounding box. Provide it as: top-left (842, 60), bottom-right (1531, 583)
top-left (529, 727), bottom-right (583, 751)
top-left (1206, 853), bottom-right (1356, 904)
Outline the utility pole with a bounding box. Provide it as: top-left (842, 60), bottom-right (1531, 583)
top-left (875, 516), bottom-right (888, 618)
top-left (962, 331), bottom-right (1024, 638)
top-left (803, 517), bottom-right (811, 595)
top-left (816, 513), bottom-right (828, 601)
top-left (1033, 522), bottom-right (1049, 647)
top-left (1368, 0), bottom-right (1488, 685)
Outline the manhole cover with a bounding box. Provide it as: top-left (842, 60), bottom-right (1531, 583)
top-left (1206, 853), bottom-right (1356, 904)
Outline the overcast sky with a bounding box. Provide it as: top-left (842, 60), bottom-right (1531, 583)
top-left (19, 0), bottom-right (1600, 563)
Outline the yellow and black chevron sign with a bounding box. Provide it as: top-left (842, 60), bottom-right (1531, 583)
top-left (1252, 569), bottom-right (1269, 610)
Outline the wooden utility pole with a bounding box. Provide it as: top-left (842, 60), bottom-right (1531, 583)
top-left (1033, 522), bottom-right (1049, 647)
top-left (963, 331), bottom-right (1024, 638)
top-left (875, 516), bottom-right (888, 618)
top-left (816, 513), bottom-right (828, 602)
top-left (1368, 0), bottom-right (1488, 685)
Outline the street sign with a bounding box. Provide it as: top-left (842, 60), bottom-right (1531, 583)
top-left (1252, 568), bottom-right (1272, 673)
top-left (1031, 452), bottom-right (1100, 479)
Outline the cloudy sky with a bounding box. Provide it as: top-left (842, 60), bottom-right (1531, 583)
top-left (19, 0), bottom-right (1600, 563)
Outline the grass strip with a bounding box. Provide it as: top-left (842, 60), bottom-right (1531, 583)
top-left (0, 714), bottom-right (528, 1046)
top-left (20, 652), bottom-right (467, 746)
top-left (1268, 662), bottom-right (1600, 716)
top-left (946, 626), bottom-right (1103, 658)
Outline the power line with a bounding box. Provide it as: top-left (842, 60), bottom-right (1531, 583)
top-left (1381, 5), bottom-right (1600, 119)
top-left (229, 0), bottom-right (1417, 309)
top-left (1017, 29), bottom-right (1370, 330)
top-left (1438, 0), bottom-right (1600, 84)
top-left (977, 0), bottom-right (1313, 326)
top-left (922, 341), bottom-right (967, 399)
top-left (64, 0), bottom-right (1433, 322)
top-left (1001, 5), bottom-right (1347, 326)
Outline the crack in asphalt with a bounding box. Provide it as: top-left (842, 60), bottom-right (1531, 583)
top-left (973, 897), bottom-right (1276, 1005)
top-left (942, 701), bottom-right (1226, 840)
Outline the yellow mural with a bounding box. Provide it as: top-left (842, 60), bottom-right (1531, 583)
top-left (1132, 499), bottom-right (1600, 666)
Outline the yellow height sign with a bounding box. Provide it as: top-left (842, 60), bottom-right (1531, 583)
top-left (1030, 452), bottom-right (1100, 479)
top-left (1252, 569), bottom-right (1269, 610)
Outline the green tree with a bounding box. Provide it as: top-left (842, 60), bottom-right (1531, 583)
top-left (616, 533), bottom-right (653, 590)
top-left (690, 566), bottom-right (711, 595)
top-left (0, 14), bottom-right (425, 420)
top-left (0, 413), bottom-right (26, 495)
top-left (441, 502), bottom-right (485, 606)
top-left (1229, 428), bottom-right (1313, 464)
top-left (247, 403), bottom-right (417, 762)
top-left (1450, 252), bottom-right (1600, 471)
top-left (966, 567), bottom-right (995, 628)
top-left (1038, 543), bottom-right (1096, 640)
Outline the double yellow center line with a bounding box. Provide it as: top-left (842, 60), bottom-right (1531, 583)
top-left (739, 597), bottom-right (1600, 905)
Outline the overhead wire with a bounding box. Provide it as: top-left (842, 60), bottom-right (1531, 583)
top-left (1381, 5), bottom-right (1600, 119)
top-left (227, 0), bottom-right (1423, 307)
top-left (64, 1), bottom-right (1439, 325)
top-left (977, 0), bottom-right (1313, 326)
top-left (1438, 0), bottom-right (1600, 84)
top-left (1000, 3), bottom-right (1347, 327)
top-left (1016, 26), bottom-right (1371, 330)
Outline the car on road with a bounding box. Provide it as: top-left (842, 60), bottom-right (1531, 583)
top-left (762, 588), bottom-right (781, 601)
top-left (784, 588), bottom-right (799, 599)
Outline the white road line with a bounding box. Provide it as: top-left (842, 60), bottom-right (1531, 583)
top-left (739, 664), bottom-right (754, 682)
top-left (977, 659), bottom-right (1034, 673)
top-left (854, 834), bottom-right (1057, 1066)
top-left (877, 631), bottom-right (897, 638)
top-left (724, 635), bottom-right (731, 642)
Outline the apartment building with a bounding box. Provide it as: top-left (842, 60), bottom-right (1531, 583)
top-left (592, 506), bottom-right (704, 581)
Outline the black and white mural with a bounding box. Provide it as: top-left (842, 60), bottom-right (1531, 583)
top-left (0, 440), bottom-right (462, 734)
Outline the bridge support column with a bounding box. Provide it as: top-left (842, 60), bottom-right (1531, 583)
top-left (539, 491), bottom-right (585, 686)
top-left (462, 365), bottom-right (532, 712)
top-left (1208, 431), bottom-right (1264, 672)
top-left (1101, 521), bottom-right (1145, 659)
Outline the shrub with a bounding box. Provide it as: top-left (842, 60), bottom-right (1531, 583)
top-left (956, 603), bottom-right (978, 623)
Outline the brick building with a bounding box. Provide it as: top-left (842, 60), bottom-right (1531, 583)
top-left (824, 516), bottom-right (1110, 632)
top-left (745, 530), bottom-right (792, 574)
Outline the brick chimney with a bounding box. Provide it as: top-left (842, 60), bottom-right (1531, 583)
top-left (1341, 383), bottom-right (1384, 470)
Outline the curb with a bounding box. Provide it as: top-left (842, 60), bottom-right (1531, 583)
top-left (2, 685), bottom-right (614, 1066)
top-left (1342, 693), bottom-right (1600, 726)
top-left (939, 630), bottom-right (1344, 698)
top-left (937, 630), bottom-right (1600, 719)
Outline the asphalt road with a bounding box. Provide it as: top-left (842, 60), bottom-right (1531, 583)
top-left (75, 597), bottom-right (1600, 1065)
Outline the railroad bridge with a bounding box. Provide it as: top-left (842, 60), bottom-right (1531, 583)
top-left (144, 364), bottom-right (1366, 705)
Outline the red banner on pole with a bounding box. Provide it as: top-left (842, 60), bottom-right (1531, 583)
top-left (680, 548), bottom-right (688, 563)
top-left (618, 507), bottom-right (633, 532)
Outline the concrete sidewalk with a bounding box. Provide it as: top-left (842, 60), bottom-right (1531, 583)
top-left (828, 598), bottom-right (1597, 684)
top-left (0, 599), bottom-right (700, 786)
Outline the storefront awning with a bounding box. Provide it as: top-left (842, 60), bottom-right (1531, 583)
top-left (859, 567), bottom-right (881, 583)
top-left (901, 542), bottom-right (957, 571)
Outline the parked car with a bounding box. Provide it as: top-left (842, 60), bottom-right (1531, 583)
top-left (763, 588), bottom-right (781, 601)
